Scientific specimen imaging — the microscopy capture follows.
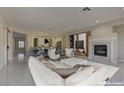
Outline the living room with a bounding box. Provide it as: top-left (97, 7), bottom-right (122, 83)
top-left (0, 7), bottom-right (124, 86)
top-left (1, 0), bottom-right (124, 93)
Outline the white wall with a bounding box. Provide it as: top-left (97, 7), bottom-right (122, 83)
top-left (114, 26), bottom-right (124, 62)
top-left (0, 17), bottom-right (7, 70)
top-left (90, 24), bottom-right (117, 39)
top-left (0, 27), bottom-right (5, 69)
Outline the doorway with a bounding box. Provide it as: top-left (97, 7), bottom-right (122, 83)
top-left (13, 32), bottom-right (26, 61)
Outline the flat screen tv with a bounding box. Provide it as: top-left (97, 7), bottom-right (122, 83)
top-left (75, 40), bottom-right (84, 49)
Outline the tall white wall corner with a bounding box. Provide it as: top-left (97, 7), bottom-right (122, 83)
top-left (0, 25), bottom-right (7, 69)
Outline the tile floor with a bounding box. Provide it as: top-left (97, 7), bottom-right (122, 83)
top-left (92, 61), bottom-right (124, 86)
top-left (0, 57), bottom-right (35, 86)
top-left (0, 57), bottom-right (124, 86)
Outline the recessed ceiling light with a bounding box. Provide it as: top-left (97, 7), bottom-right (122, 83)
top-left (64, 28), bottom-right (67, 31)
top-left (48, 28), bottom-right (53, 30)
top-left (96, 20), bottom-right (99, 23)
top-left (68, 27), bottom-right (72, 29)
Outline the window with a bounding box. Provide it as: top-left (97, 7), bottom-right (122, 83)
top-left (18, 41), bottom-right (24, 48)
top-left (74, 35), bottom-right (77, 48)
top-left (79, 33), bottom-right (86, 41)
top-left (78, 33), bottom-right (86, 52)
top-left (70, 32), bottom-right (90, 56)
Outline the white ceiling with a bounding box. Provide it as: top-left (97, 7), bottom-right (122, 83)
top-left (0, 7), bottom-right (124, 32)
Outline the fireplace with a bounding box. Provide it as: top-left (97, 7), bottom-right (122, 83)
top-left (94, 45), bottom-right (107, 57)
top-left (89, 38), bottom-right (118, 63)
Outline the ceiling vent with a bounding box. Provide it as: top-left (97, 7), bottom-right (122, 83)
top-left (83, 7), bottom-right (91, 11)
top-left (80, 7), bottom-right (91, 12)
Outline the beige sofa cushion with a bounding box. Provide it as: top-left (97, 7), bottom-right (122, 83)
top-left (51, 68), bottom-right (78, 78)
top-left (37, 57), bottom-right (55, 68)
top-left (37, 57), bottom-right (71, 68)
top-left (49, 60), bottom-right (71, 68)
top-left (65, 67), bottom-right (95, 86)
top-left (45, 61), bottom-right (56, 68)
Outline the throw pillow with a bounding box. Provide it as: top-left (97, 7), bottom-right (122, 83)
top-left (37, 56), bottom-right (48, 64)
top-left (73, 64), bottom-right (91, 68)
top-left (73, 64), bottom-right (91, 71)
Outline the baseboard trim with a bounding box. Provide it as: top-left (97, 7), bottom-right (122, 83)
top-left (118, 59), bottom-right (124, 62)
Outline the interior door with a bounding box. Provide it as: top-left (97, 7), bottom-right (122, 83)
top-left (15, 37), bottom-right (25, 60)
top-left (56, 41), bottom-right (62, 49)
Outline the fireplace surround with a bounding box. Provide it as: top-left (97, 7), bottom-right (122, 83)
top-left (89, 38), bottom-right (118, 63)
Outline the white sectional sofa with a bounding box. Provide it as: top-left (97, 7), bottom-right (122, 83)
top-left (28, 57), bottom-right (118, 86)
top-left (28, 57), bottom-right (64, 86)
